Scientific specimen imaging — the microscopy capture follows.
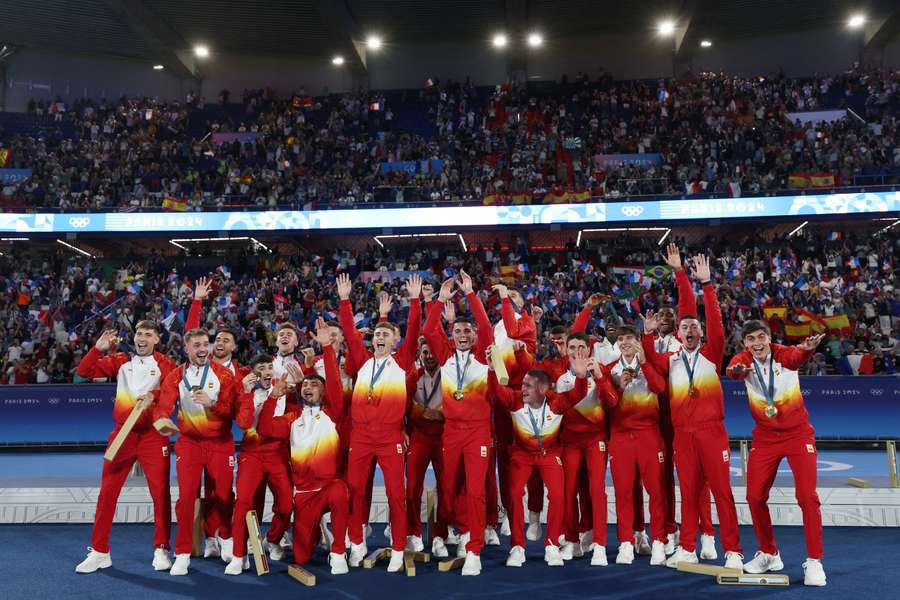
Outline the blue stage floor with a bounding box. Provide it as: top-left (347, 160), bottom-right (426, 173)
top-left (1, 523), bottom-right (888, 600)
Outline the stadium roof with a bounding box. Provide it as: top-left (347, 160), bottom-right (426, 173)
top-left (0, 0), bottom-right (898, 74)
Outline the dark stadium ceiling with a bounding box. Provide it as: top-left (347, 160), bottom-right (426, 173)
top-left (0, 0), bottom-right (898, 64)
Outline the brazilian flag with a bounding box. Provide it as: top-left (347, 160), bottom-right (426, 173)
top-left (644, 265), bottom-right (672, 280)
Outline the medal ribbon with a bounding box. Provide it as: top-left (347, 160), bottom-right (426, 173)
top-left (422, 372), bottom-right (441, 407)
top-left (455, 350), bottom-right (472, 397)
top-left (752, 354), bottom-right (776, 414)
top-left (368, 358), bottom-right (389, 397)
top-left (527, 401), bottom-right (548, 454)
top-left (680, 350), bottom-right (700, 393)
top-left (182, 361), bottom-right (211, 393)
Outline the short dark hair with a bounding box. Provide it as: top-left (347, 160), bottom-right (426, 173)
top-left (135, 320), bottom-right (160, 334)
top-left (526, 369), bottom-right (551, 387)
top-left (249, 353), bottom-right (273, 369)
top-left (658, 304), bottom-right (675, 312)
top-left (566, 332), bottom-right (591, 345)
top-left (741, 320), bottom-right (771, 339)
top-left (678, 314), bottom-right (700, 325)
top-left (215, 327), bottom-right (237, 342)
top-left (549, 325), bottom-right (568, 336)
top-left (617, 324), bottom-right (640, 339)
top-left (184, 328), bottom-right (208, 343)
top-left (275, 322), bottom-right (298, 335)
top-left (325, 320), bottom-right (340, 329)
top-left (452, 316), bottom-right (476, 327)
top-left (375, 321), bottom-right (400, 335)
top-left (303, 373), bottom-right (325, 386)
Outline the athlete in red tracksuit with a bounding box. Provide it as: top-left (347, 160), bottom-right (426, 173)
top-left (726, 320), bottom-right (827, 586)
top-left (74, 323), bottom-right (177, 574)
top-left (485, 284), bottom-right (537, 542)
top-left (606, 324), bottom-right (669, 566)
top-left (185, 277), bottom-right (252, 558)
top-left (404, 339), bottom-right (453, 557)
top-left (339, 273), bottom-right (422, 572)
top-left (257, 338), bottom-right (352, 575)
top-left (422, 272), bottom-right (493, 576)
top-left (154, 327), bottom-right (252, 576)
top-left (224, 353), bottom-right (296, 575)
top-left (641, 253), bottom-right (743, 570)
top-left (488, 357), bottom-right (588, 567)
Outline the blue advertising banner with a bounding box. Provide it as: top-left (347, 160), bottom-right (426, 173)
top-left (0, 191), bottom-right (898, 234)
top-left (0, 377), bottom-right (897, 444)
top-left (0, 169), bottom-right (32, 184)
top-left (593, 153), bottom-right (662, 168)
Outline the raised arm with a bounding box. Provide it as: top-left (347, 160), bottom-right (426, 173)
top-left (665, 244), bottom-right (698, 318)
top-left (76, 330), bottom-right (127, 379)
top-left (774, 336), bottom-right (823, 371)
top-left (336, 273), bottom-right (369, 377)
top-left (185, 276), bottom-right (212, 331)
top-left (548, 357), bottom-right (589, 413)
top-left (396, 275), bottom-right (423, 369)
top-left (487, 369), bottom-right (521, 411)
top-left (321, 344), bottom-right (344, 422)
top-left (235, 371), bottom-right (260, 430)
top-left (423, 279), bottom-right (455, 363)
top-left (640, 310), bottom-right (671, 376)
top-left (692, 255), bottom-right (724, 368)
top-left (725, 349), bottom-right (753, 380)
top-left (256, 396), bottom-right (297, 440)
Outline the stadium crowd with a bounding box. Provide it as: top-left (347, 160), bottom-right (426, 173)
top-left (2, 228), bottom-right (898, 384)
top-left (1, 63), bottom-right (899, 211)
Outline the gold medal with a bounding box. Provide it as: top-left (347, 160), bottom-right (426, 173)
top-left (453, 389), bottom-right (465, 401)
top-left (764, 404), bottom-right (778, 418)
top-left (688, 385), bottom-right (698, 398)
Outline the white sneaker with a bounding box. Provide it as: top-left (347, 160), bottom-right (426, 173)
top-left (456, 532), bottom-right (470, 558)
top-left (265, 540), bottom-right (284, 561)
top-left (803, 558), bottom-right (826, 587)
top-left (579, 530), bottom-right (594, 554)
top-left (384, 524), bottom-right (392, 545)
top-left (431, 536), bottom-right (449, 558)
top-left (203, 537), bottom-right (220, 558)
top-left (664, 531), bottom-right (677, 555)
top-left (724, 551), bottom-right (744, 571)
top-left (387, 549), bottom-right (404, 573)
top-left (634, 531), bottom-right (652, 555)
top-left (544, 544), bottom-right (564, 566)
top-left (75, 548), bottom-right (111, 573)
top-left (280, 530), bottom-right (293, 550)
top-left (446, 526), bottom-right (460, 545)
top-left (507, 545), bottom-right (526, 567)
top-left (152, 548), bottom-right (172, 571)
top-left (560, 541), bottom-right (583, 560)
top-left (744, 551), bottom-right (784, 574)
top-left (224, 556), bottom-right (248, 575)
top-left (348, 542), bottom-right (367, 568)
top-left (590, 543), bottom-right (608, 566)
top-left (330, 552), bottom-right (349, 575)
top-left (665, 546), bottom-right (697, 569)
top-left (616, 541), bottom-right (635, 565)
top-left (461, 551), bottom-right (481, 576)
top-left (650, 540), bottom-right (666, 566)
top-left (406, 535), bottom-right (424, 552)
top-left (217, 536), bottom-right (234, 563)
top-left (526, 511), bottom-right (542, 542)
top-left (170, 553), bottom-right (190, 576)
top-left (500, 515), bottom-right (512, 536)
top-left (700, 534), bottom-right (718, 560)
top-left (484, 526), bottom-right (500, 546)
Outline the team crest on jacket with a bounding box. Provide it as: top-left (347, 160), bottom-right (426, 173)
top-left (598, 441), bottom-right (606, 452)
top-left (480, 446), bottom-right (488, 458)
top-left (396, 443), bottom-right (403, 454)
top-left (229, 455), bottom-right (235, 467)
top-left (658, 451), bottom-right (664, 463)
top-left (162, 445), bottom-right (169, 457)
top-left (806, 444), bottom-right (815, 454)
top-left (555, 456), bottom-right (562, 466)
top-left (722, 450), bottom-right (730, 462)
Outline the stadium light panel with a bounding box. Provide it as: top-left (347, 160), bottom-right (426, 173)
top-left (152, 64), bottom-right (165, 70)
top-left (700, 39), bottom-right (712, 48)
top-left (847, 14), bottom-right (866, 29)
top-left (492, 33), bottom-right (508, 48)
top-left (657, 20), bottom-right (675, 35)
top-left (366, 35), bottom-right (382, 50)
top-left (193, 45), bottom-right (209, 58)
top-left (527, 33), bottom-right (543, 48)
top-left (56, 239), bottom-right (94, 258)
top-left (788, 221), bottom-right (808, 237)
top-left (332, 55), bottom-right (345, 65)
top-left (657, 228), bottom-right (672, 245)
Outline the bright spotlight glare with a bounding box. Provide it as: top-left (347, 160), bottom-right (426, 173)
top-left (366, 35), bottom-right (382, 50)
top-left (527, 33), bottom-right (543, 47)
top-left (658, 20), bottom-right (675, 35)
top-left (153, 64), bottom-right (165, 70)
top-left (332, 55), bottom-right (345, 65)
top-left (847, 14), bottom-right (866, 29)
top-left (492, 33), bottom-right (508, 48)
top-left (193, 45), bottom-right (209, 58)
top-left (700, 39), bottom-right (712, 48)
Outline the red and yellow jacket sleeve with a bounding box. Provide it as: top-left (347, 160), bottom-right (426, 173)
top-left (547, 376), bottom-right (588, 414)
top-left (501, 298), bottom-right (536, 352)
top-left (153, 367), bottom-right (182, 422)
top-left (257, 396), bottom-right (298, 440)
top-left (700, 281), bottom-right (725, 369)
top-left (395, 298), bottom-right (422, 370)
top-left (468, 291), bottom-right (495, 360)
top-left (570, 305), bottom-right (592, 334)
top-left (185, 299), bottom-right (202, 331)
top-left (773, 343), bottom-right (815, 371)
top-left (76, 347), bottom-right (127, 380)
top-left (726, 349), bottom-right (753, 380)
top-left (675, 269), bottom-right (698, 318)
top-left (641, 334), bottom-right (671, 376)
top-left (339, 298), bottom-right (370, 378)
top-left (322, 345), bottom-right (344, 423)
top-left (423, 299), bottom-right (453, 363)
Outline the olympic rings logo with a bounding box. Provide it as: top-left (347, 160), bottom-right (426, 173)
top-left (68, 217), bottom-right (90, 228)
top-left (621, 205), bottom-right (644, 217)
top-left (870, 388), bottom-right (883, 396)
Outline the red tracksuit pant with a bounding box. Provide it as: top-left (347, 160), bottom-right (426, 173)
top-left (92, 426), bottom-right (171, 553)
top-left (610, 428), bottom-right (668, 543)
top-left (231, 450), bottom-right (293, 558)
top-left (747, 431), bottom-right (823, 559)
top-left (346, 428), bottom-right (407, 552)
top-left (174, 435), bottom-right (235, 555)
top-left (509, 448), bottom-right (565, 548)
top-left (442, 421), bottom-right (491, 554)
top-left (406, 434), bottom-right (450, 539)
top-left (292, 480), bottom-right (350, 564)
top-left (562, 437), bottom-right (608, 545)
top-left (660, 423), bottom-right (714, 536)
top-left (674, 423), bottom-right (741, 554)
top-left (496, 444), bottom-right (544, 521)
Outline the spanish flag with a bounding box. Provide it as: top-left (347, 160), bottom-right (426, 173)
top-left (785, 322), bottom-right (812, 339)
top-left (809, 173), bottom-right (835, 188)
top-left (824, 314), bottom-right (851, 333)
top-left (163, 197), bottom-right (189, 212)
top-left (763, 306), bottom-right (787, 320)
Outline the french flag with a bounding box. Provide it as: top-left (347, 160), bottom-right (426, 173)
top-left (826, 232), bottom-right (841, 241)
top-left (838, 354), bottom-right (874, 375)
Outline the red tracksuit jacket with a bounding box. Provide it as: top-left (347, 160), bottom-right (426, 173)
top-left (154, 360), bottom-right (248, 438)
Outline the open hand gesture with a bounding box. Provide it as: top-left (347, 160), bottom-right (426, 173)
top-left (641, 310), bottom-right (660, 333)
top-left (406, 273), bottom-right (423, 299)
top-left (194, 276), bottom-right (212, 301)
top-left (664, 243), bottom-right (683, 271)
top-left (691, 254), bottom-right (711, 282)
top-left (336, 273), bottom-right (352, 300)
top-left (457, 270), bottom-right (474, 294)
top-left (798, 333), bottom-right (825, 351)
